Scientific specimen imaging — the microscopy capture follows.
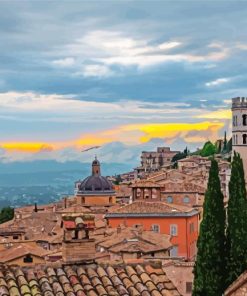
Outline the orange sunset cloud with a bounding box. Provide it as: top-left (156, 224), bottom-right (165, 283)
top-left (0, 121), bottom-right (225, 153)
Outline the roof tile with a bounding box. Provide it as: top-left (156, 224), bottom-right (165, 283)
top-left (0, 263), bottom-right (181, 296)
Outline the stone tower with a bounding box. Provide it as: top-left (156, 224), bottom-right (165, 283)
top-left (232, 97), bottom-right (247, 183)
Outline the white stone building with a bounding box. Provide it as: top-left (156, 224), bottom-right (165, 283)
top-left (232, 97), bottom-right (247, 183)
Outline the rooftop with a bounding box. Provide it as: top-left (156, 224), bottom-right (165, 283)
top-left (0, 263), bottom-right (181, 296)
top-left (106, 201), bottom-right (198, 218)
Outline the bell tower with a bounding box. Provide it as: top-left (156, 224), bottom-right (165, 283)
top-left (232, 97), bottom-right (247, 183)
top-left (92, 156), bottom-right (101, 176)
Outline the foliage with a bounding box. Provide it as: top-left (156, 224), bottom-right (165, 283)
top-left (193, 159), bottom-right (226, 296)
top-left (0, 207), bottom-right (14, 224)
top-left (172, 147), bottom-right (189, 165)
top-left (226, 138), bottom-right (232, 153)
top-left (222, 131), bottom-right (227, 153)
top-left (225, 152), bottom-right (247, 287)
top-left (199, 141), bottom-right (216, 157)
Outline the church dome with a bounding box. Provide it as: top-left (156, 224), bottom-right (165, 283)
top-left (79, 175), bottom-right (113, 192)
top-left (77, 157), bottom-right (115, 194)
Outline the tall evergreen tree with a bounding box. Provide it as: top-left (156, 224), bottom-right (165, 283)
top-left (193, 159), bottom-right (226, 296)
top-left (222, 131), bottom-right (227, 154)
top-left (226, 152), bottom-right (247, 287)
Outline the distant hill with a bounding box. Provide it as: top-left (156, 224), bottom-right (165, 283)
top-left (0, 160), bottom-right (132, 207)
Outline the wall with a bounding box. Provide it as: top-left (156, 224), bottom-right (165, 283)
top-left (6, 254), bottom-right (45, 266)
top-left (160, 192), bottom-right (198, 207)
top-left (62, 239), bottom-right (95, 263)
top-left (77, 195), bottom-right (116, 205)
top-left (163, 262), bottom-right (194, 296)
top-left (107, 214), bottom-right (199, 259)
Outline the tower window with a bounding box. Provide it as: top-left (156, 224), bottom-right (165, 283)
top-left (243, 134), bottom-right (247, 145)
top-left (243, 115), bottom-right (247, 126)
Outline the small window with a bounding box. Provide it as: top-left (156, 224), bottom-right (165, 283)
top-left (243, 134), bottom-right (247, 145)
top-left (151, 224), bottom-right (160, 233)
top-left (170, 245), bottom-right (178, 257)
top-left (186, 282), bottom-right (192, 293)
top-left (190, 223), bottom-right (195, 233)
top-left (166, 196), bottom-right (173, 203)
top-left (170, 224), bottom-right (178, 236)
top-left (13, 235), bottom-right (19, 240)
top-left (23, 254), bottom-right (33, 263)
top-left (183, 196), bottom-right (190, 203)
top-left (243, 114), bottom-right (247, 126)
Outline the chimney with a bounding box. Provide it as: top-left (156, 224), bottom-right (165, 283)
top-left (62, 213), bottom-right (96, 264)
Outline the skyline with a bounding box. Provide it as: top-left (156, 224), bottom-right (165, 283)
top-left (0, 1), bottom-right (244, 163)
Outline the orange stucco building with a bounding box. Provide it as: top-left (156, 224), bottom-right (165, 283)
top-left (105, 201), bottom-right (199, 260)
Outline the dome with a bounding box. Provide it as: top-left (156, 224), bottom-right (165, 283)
top-left (78, 175), bottom-right (113, 192)
top-left (77, 157), bottom-right (115, 195)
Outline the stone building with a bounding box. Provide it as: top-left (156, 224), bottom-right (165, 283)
top-left (75, 158), bottom-right (116, 205)
top-left (135, 147), bottom-right (179, 176)
top-left (232, 97), bottom-right (247, 183)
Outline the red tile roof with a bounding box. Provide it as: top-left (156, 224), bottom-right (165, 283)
top-left (0, 263), bottom-right (181, 296)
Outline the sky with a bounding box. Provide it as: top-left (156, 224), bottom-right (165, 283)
top-left (0, 0), bottom-right (245, 165)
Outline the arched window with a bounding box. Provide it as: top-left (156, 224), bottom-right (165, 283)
top-left (243, 134), bottom-right (247, 145)
top-left (183, 196), bottom-right (190, 203)
top-left (236, 134), bottom-right (238, 145)
top-left (166, 196), bottom-right (173, 203)
top-left (243, 115), bottom-right (247, 126)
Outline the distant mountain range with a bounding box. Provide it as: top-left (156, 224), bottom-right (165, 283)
top-left (0, 160), bottom-right (132, 208)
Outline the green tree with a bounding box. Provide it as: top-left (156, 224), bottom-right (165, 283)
top-left (200, 141), bottom-right (216, 157)
top-left (0, 207), bottom-right (14, 224)
top-left (222, 131), bottom-right (227, 154)
top-left (193, 159), bottom-right (226, 296)
top-left (225, 152), bottom-right (247, 287)
top-left (226, 138), bottom-right (232, 153)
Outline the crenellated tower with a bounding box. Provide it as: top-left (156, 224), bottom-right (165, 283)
top-left (232, 97), bottom-right (247, 183)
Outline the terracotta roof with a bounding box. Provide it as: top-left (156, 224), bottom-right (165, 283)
top-left (0, 263), bottom-right (181, 296)
top-left (57, 205), bottom-right (92, 214)
top-left (96, 226), bottom-right (172, 254)
top-left (130, 180), bottom-right (160, 188)
top-left (0, 244), bottom-right (47, 263)
top-left (106, 201), bottom-right (198, 217)
top-left (224, 270), bottom-right (247, 295)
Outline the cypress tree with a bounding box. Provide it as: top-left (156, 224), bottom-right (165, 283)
top-left (226, 152), bottom-right (247, 287)
top-left (193, 159), bottom-right (226, 296)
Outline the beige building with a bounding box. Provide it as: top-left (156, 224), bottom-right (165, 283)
top-left (135, 147), bottom-right (179, 176)
top-left (232, 97), bottom-right (247, 183)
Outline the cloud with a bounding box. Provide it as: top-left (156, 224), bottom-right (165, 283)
top-left (77, 64), bottom-right (114, 77)
top-left (0, 120), bottom-right (225, 165)
top-left (195, 109), bottom-right (231, 119)
top-left (205, 77), bottom-right (231, 87)
top-left (52, 57), bottom-right (75, 67)
top-left (50, 30), bottom-right (231, 77)
top-left (0, 143), bottom-right (54, 153)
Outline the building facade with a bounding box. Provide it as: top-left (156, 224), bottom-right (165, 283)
top-left (135, 147), bottom-right (179, 176)
top-left (232, 97), bottom-right (247, 183)
top-left (105, 201), bottom-right (199, 260)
